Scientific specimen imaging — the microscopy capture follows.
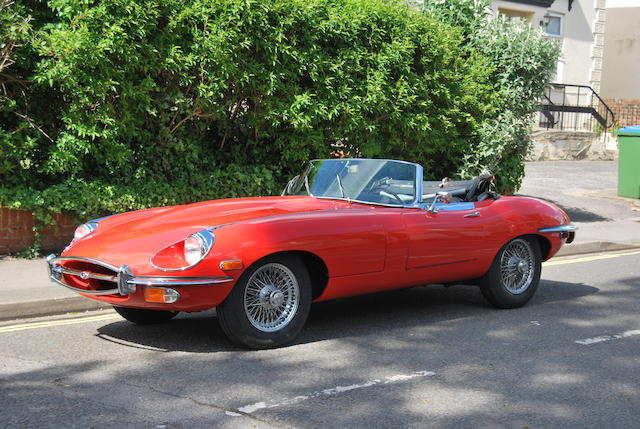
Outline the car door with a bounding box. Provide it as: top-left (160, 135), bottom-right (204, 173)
top-left (402, 200), bottom-right (496, 282)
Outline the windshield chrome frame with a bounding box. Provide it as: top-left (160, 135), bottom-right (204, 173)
top-left (303, 158), bottom-right (424, 209)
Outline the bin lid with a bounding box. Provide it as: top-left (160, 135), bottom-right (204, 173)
top-left (617, 125), bottom-right (640, 136)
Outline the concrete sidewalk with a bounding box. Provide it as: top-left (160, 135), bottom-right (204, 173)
top-left (518, 160), bottom-right (640, 255)
top-left (1, 160), bottom-right (638, 322)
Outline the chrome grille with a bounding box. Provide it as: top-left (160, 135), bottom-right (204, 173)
top-left (48, 257), bottom-right (121, 296)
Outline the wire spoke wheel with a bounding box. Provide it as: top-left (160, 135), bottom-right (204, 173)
top-left (243, 263), bottom-right (300, 332)
top-left (499, 238), bottom-right (535, 294)
top-left (479, 236), bottom-right (542, 309)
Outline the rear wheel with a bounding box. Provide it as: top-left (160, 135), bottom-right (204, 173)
top-left (217, 254), bottom-right (311, 349)
top-left (479, 237), bottom-right (542, 309)
top-left (113, 306), bottom-right (178, 324)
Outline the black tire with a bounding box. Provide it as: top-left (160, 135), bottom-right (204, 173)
top-left (479, 236), bottom-right (542, 309)
top-left (217, 254), bottom-right (311, 349)
top-left (113, 306), bottom-right (179, 324)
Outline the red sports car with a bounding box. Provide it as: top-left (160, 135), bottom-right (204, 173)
top-left (47, 158), bottom-right (575, 348)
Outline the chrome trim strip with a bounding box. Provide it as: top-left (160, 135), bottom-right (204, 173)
top-left (414, 163), bottom-right (423, 207)
top-left (538, 224), bottom-right (578, 233)
top-left (128, 276), bottom-right (234, 286)
top-left (49, 274), bottom-right (120, 296)
top-left (50, 255), bottom-right (119, 272)
top-left (314, 196), bottom-right (413, 208)
top-left (50, 265), bottom-right (118, 282)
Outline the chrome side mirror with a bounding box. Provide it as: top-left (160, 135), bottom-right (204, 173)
top-left (428, 191), bottom-right (450, 213)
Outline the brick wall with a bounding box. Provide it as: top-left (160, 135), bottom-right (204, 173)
top-left (0, 207), bottom-right (77, 254)
top-left (605, 99), bottom-right (640, 128)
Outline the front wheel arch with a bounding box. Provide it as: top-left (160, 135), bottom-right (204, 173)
top-left (238, 250), bottom-right (329, 301)
top-left (216, 253), bottom-right (313, 349)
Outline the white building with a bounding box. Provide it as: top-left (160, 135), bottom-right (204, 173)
top-left (490, 0), bottom-right (620, 159)
top-left (491, 0), bottom-right (606, 92)
top-left (600, 0), bottom-right (640, 127)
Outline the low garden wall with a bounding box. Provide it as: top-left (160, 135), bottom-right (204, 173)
top-left (528, 129), bottom-right (618, 161)
top-left (0, 208), bottom-right (76, 254)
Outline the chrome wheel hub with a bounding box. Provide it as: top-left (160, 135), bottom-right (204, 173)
top-left (258, 285), bottom-right (285, 309)
top-left (244, 263), bottom-right (299, 332)
top-left (500, 239), bottom-right (535, 294)
top-left (516, 259), bottom-right (529, 274)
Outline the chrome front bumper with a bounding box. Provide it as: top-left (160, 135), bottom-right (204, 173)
top-left (538, 224), bottom-right (577, 244)
top-left (46, 254), bottom-right (234, 296)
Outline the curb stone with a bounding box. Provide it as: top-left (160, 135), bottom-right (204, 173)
top-left (556, 240), bottom-right (640, 257)
top-left (0, 296), bottom-right (110, 322)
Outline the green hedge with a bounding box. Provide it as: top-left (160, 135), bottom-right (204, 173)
top-left (1, 0), bottom-right (556, 226)
top-left (422, 0), bottom-right (561, 188)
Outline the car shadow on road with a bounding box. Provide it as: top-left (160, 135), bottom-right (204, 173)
top-left (95, 279), bottom-right (599, 353)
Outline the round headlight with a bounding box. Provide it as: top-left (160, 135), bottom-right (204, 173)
top-left (184, 233), bottom-right (206, 266)
top-left (152, 229), bottom-right (214, 271)
top-left (73, 222), bottom-right (98, 241)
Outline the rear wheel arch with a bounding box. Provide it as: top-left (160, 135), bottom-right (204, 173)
top-left (479, 235), bottom-right (543, 308)
top-left (492, 233), bottom-right (551, 262)
top-left (531, 234), bottom-right (552, 261)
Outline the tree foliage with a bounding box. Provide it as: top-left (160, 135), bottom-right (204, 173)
top-left (0, 0), bottom-right (557, 226)
top-left (422, 0), bottom-right (560, 188)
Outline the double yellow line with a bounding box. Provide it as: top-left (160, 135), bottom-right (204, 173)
top-left (0, 313), bottom-right (120, 334)
top-left (1, 250), bottom-right (639, 335)
top-left (543, 250), bottom-right (640, 266)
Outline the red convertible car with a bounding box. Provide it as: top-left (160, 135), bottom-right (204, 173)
top-left (47, 158), bottom-right (575, 348)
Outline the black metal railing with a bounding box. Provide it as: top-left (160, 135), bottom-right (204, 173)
top-left (539, 83), bottom-right (615, 132)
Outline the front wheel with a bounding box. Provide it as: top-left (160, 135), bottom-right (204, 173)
top-left (216, 254), bottom-right (311, 349)
top-left (479, 237), bottom-right (542, 309)
top-left (113, 306), bottom-right (179, 324)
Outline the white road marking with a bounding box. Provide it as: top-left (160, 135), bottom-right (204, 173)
top-left (237, 370), bottom-right (436, 414)
top-left (575, 330), bottom-right (640, 345)
top-left (530, 321), bottom-right (541, 326)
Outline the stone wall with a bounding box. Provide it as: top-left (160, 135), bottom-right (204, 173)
top-left (528, 129), bottom-right (617, 161)
top-left (0, 208), bottom-right (77, 254)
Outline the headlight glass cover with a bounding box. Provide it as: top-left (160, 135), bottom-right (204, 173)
top-left (73, 222), bottom-right (98, 241)
top-left (151, 229), bottom-right (215, 271)
top-left (184, 233), bottom-right (206, 265)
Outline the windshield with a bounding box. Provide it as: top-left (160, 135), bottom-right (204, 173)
top-left (285, 159), bottom-right (418, 206)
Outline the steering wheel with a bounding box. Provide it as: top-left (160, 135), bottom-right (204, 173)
top-left (368, 177), bottom-right (405, 204)
top-left (378, 190), bottom-right (405, 205)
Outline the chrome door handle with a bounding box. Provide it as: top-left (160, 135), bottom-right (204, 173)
top-left (464, 211), bottom-right (480, 218)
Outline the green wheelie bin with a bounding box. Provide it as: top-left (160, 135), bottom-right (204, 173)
top-left (617, 125), bottom-right (640, 199)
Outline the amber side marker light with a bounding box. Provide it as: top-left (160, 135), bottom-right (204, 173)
top-left (220, 259), bottom-right (244, 271)
top-left (144, 286), bottom-right (180, 303)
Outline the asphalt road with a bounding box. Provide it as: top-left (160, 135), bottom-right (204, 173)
top-left (1, 250), bottom-right (639, 429)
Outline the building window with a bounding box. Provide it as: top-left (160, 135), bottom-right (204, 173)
top-left (498, 7), bottom-right (535, 23)
top-left (542, 12), bottom-right (563, 37)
